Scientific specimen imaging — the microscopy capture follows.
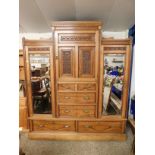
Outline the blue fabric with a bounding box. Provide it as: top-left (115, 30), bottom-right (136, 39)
top-left (130, 98), bottom-right (135, 119)
top-left (112, 85), bottom-right (122, 99)
top-left (110, 71), bottom-right (119, 76)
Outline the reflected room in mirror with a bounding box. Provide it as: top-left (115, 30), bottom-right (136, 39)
top-left (29, 54), bottom-right (52, 114)
top-left (103, 54), bottom-right (125, 115)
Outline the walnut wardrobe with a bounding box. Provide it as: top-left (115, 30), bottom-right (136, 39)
top-left (23, 21), bottom-right (131, 140)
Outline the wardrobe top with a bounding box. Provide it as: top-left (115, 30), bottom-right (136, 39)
top-left (51, 21), bottom-right (102, 29)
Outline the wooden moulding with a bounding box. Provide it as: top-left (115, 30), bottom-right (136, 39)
top-left (52, 21), bottom-right (102, 27)
top-left (28, 114), bottom-right (127, 121)
top-left (28, 131), bottom-right (127, 141)
top-left (51, 21), bottom-right (102, 30)
top-left (101, 38), bottom-right (131, 45)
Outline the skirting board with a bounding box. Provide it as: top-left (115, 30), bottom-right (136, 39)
top-left (28, 132), bottom-right (127, 141)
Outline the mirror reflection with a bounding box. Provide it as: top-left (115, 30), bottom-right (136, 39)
top-left (30, 54), bottom-right (51, 114)
top-left (103, 54), bottom-right (125, 115)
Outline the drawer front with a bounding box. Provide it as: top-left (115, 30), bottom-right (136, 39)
top-left (33, 120), bottom-right (75, 131)
top-left (78, 121), bottom-right (122, 133)
top-left (77, 106), bottom-right (96, 118)
top-left (19, 67), bottom-right (25, 80)
top-left (59, 106), bottom-right (77, 117)
top-left (58, 105), bottom-right (96, 118)
top-left (77, 83), bottom-right (96, 91)
top-left (58, 92), bottom-right (96, 103)
top-left (19, 56), bottom-right (24, 66)
top-left (58, 84), bottom-right (75, 91)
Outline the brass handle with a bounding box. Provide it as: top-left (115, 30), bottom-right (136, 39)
top-left (64, 125), bottom-right (70, 128)
top-left (39, 125), bottom-right (44, 128)
top-left (83, 109), bottom-right (90, 113)
top-left (85, 125), bottom-right (92, 128)
top-left (64, 109), bottom-right (70, 113)
top-left (83, 96), bottom-right (90, 100)
top-left (64, 96), bottom-right (70, 99)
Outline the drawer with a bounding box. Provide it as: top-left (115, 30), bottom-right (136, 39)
top-left (58, 92), bottom-right (96, 103)
top-left (58, 105), bottom-right (96, 118)
top-left (78, 121), bottom-right (122, 133)
top-left (33, 120), bottom-right (75, 131)
top-left (19, 67), bottom-right (25, 80)
top-left (77, 106), bottom-right (96, 118)
top-left (58, 84), bottom-right (75, 91)
top-left (59, 106), bottom-right (77, 117)
top-left (19, 56), bottom-right (24, 66)
top-left (77, 83), bottom-right (96, 91)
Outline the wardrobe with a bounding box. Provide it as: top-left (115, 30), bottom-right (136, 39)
top-left (23, 21), bottom-right (131, 140)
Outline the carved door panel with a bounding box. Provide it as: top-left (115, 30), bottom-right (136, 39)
top-left (58, 47), bottom-right (75, 78)
top-left (78, 47), bottom-right (95, 78)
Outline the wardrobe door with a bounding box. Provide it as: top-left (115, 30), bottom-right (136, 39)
top-left (78, 47), bottom-right (95, 78)
top-left (24, 42), bottom-right (55, 116)
top-left (98, 40), bottom-right (131, 119)
top-left (58, 47), bottom-right (75, 78)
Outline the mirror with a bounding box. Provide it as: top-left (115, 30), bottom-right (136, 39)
top-left (102, 54), bottom-right (125, 115)
top-left (29, 53), bottom-right (51, 114)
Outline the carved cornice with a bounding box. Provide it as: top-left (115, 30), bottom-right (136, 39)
top-left (58, 34), bottom-right (95, 43)
top-left (28, 47), bottom-right (50, 51)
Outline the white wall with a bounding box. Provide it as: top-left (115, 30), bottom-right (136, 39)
top-left (102, 30), bottom-right (129, 39)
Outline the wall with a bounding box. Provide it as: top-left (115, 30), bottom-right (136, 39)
top-left (102, 30), bottom-right (129, 39)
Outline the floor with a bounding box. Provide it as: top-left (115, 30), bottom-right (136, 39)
top-left (20, 126), bottom-right (134, 155)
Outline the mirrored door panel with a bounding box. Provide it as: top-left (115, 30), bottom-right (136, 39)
top-left (102, 54), bottom-right (125, 115)
top-left (29, 53), bottom-right (52, 114)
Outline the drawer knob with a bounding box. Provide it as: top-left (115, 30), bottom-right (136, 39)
top-left (64, 125), bottom-right (70, 128)
top-left (83, 96), bottom-right (90, 100)
top-left (64, 96), bottom-right (70, 99)
top-left (85, 125), bottom-right (92, 128)
top-left (39, 125), bottom-right (44, 128)
top-left (83, 109), bottom-right (90, 113)
top-left (64, 110), bottom-right (70, 113)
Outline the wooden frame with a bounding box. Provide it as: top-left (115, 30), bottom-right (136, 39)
top-left (23, 39), bottom-right (56, 118)
top-left (98, 39), bottom-right (131, 118)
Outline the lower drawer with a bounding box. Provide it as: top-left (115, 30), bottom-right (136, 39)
top-left (58, 105), bottom-right (96, 118)
top-left (77, 121), bottom-right (122, 133)
top-left (32, 120), bottom-right (75, 131)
